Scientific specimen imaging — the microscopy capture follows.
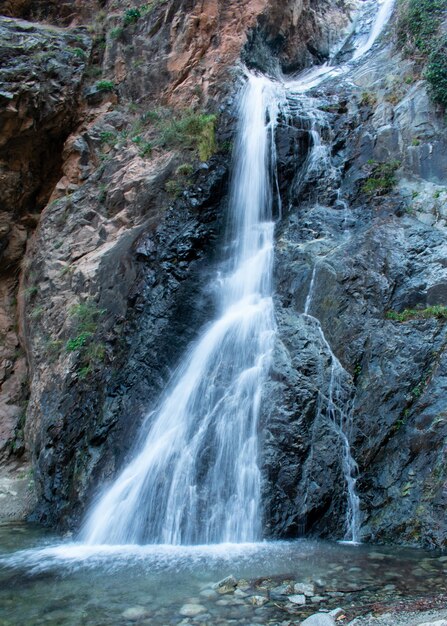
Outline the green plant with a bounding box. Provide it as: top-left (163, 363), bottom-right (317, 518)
top-left (397, 0), bottom-right (445, 54)
top-left (386, 305), bottom-right (447, 322)
top-left (159, 111), bottom-right (217, 161)
top-left (425, 38), bottom-right (447, 107)
top-left (25, 285), bottom-right (38, 298)
top-left (361, 160), bottom-right (401, 196)
top-left (396, 0), bottom-right (447, 106)
top-left (110, 26), bottom-right (123, 39)
top-left (95, 80), bottom-right (115, 93)
top-left (176, 163), bottom-right (194, 177)
top-left (139, 142), bottom-right (153, 158)
top-left (123, 8), bottom-right (141, 25)
top-left (100, 130), bottom-right (117, 144)
top-left (165, 179), bottom-right (181, 197)
top-left (65, 301), bottom-right (106, 377)
top-left (71, 47), bottom-right (87, 60)
top-left (30, 306), bottom-right (44, 320)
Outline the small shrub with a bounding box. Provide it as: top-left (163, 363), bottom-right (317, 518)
top-left (176, 163), bottom-right (193, 177)
top-left (159, 111), bottom-right (217, 161)
top-left (100, 130), bottom-right (117, 144)
top-left (165, 180), bottom-right (181, 197)
top-left (110, 26), bottom-right (123, 39)
top-left (139, 142), bottom-right (153, 158)
top-left (95, 80), bottom-right (115, 93)
top-left (123, 8), bottom-right (141, 25)
top-left (71, 47), bottom-right (87, 60)
top-left (362, 160), bottom-right (400, 196)
top-left (66, 331), bottom-right (93, 352)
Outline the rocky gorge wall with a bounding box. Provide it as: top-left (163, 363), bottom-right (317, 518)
top-left (0, 0), bottom-right (446, 551)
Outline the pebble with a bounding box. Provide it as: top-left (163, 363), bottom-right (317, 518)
top-left (294, 582), bottom-right (315, 596)
top-left (311, 595), bottom-right (326, 603)
top-left (250, 595), bottom-right (269, 606)
top-left (329, 607), bottom-right (345, 619)
top-left (271, 583), bottom-right (294, 595)
top-left (179, 603), bottom-right (207, 617)
top-left (288, 594), bottom-right (306, 605)
top-left (301, 614), bottom-right (336, 626)
top-left (417, 622), bottom-right (447, 626)
top-left (121, 606), bottom-right (150, 621)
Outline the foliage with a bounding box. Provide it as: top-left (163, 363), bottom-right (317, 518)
top-left (65, 302), bottom-right (106, 378)
top-left (386, 305), bottom-right (447, 322)
top-left (396, 0), bottom-right (446, 54)
top-left (426, 38), bottom-right (447, 107)
top-left (396, 0), bottom-right (447, 106)
top-left (361, 160), bottom-right (400, 195)
top-left (95, 80), bottom-right (115, 93)
top-left (159, 111), bottom-right (217, 161)
top-left (176, 163), bottom-right (194, 177)
top-left (165, 180), bottom-right (181, 197)
top-left (100, 130), bottom-right (117, 144)
top-left (123, 8), bottom-right (141, 25)
top-left (141, 0), bottom-right (165, 16)
top-left (110, 26), bottom-right (123, 39)
top-left (70, 47), bottom-right (87, 60)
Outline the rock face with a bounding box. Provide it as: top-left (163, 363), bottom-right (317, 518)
top-left (260, 41), bottom-right (447, 548)
top-left (0, 0), bottom-right (446, 551)
top-left (0, 16), bottom-right (89, 468)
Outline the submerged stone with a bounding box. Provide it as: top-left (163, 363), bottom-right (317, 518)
top-left (179, 603), bottom-right (206, 617)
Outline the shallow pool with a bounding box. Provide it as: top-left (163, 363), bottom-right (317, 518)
top-left (0, 523), bottom-right (446, 625)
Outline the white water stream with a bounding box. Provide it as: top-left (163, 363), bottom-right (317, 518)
top-left (81, 76), bottom-right (281, 545)
top-left (80, 0), bottom-right (395, 547)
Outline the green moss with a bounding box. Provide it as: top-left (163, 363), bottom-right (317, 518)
top-left (386, 305), bottom-right (447, 322)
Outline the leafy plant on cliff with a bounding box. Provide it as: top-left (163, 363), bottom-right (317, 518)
top-left (95, 80), bottom-right (115, 93)
top-left (396, 0), bottom-right (447, 106)
top-left (425, 38), bottom-right (447, 107)
top-left (65, 301), bottom-right (106, 378)
top-left (361, 160), bottom-right (400, 196)
top-left (123, 8), bottom-right (141, 25)
top-left (159, 111), bottom-right (217, 161)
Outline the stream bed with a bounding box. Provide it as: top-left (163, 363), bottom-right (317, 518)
top-left (1, 523), bottom-right (446, 625)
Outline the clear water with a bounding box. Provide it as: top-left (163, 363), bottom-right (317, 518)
top-left (1, 524), bottom-right (446, 625)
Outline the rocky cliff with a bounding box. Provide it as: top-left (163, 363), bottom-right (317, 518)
top-left (0, 0), bottom-right (446, 550)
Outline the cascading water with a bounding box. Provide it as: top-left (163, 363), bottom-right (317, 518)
top-left (80, 0), bottom-right (395, 548)
top-left (81, 75), bottom-right (281, 546)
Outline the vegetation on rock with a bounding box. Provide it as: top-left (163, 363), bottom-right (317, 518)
top-left (396, 0), bottom-right (447, 106)
top-left (386, 305), bottom-right (447, 322)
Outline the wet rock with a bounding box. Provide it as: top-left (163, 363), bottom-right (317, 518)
top-left (249, 595), bottom-right (269, 607)
top-left (294, 582), bottom-right (315, 596)
top-left (301, 614), bottom-right (336, 626)
top-left (178, 604), bottom-right (206, 617)
top-left (121, 606), bottom-right (150, 621)
top-left (288, 594), bottom-right (306, 605)
top-left (213, 575), bottom-right (238, 594)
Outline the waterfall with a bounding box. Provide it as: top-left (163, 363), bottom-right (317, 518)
top-left (79, 0), bottom-right (396, 548)
top-left (80, 75), bottom-right (280, 546)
